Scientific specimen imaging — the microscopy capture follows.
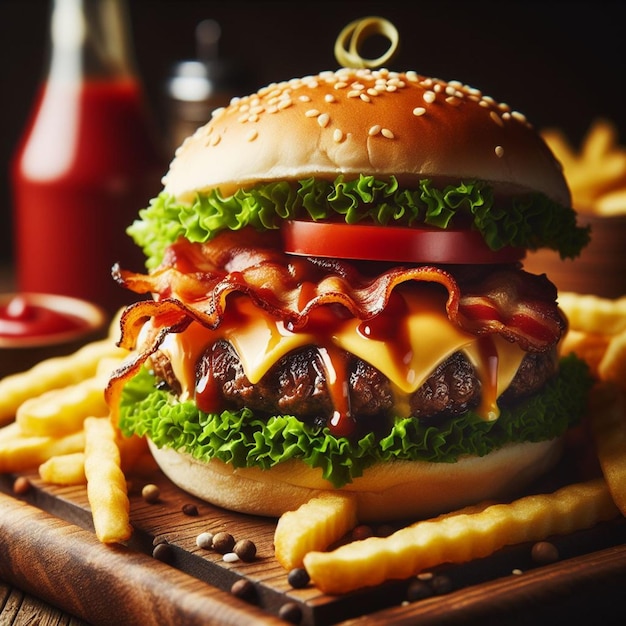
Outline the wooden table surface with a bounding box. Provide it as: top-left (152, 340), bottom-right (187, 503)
top-left (0, 578), bottom-right (89, 625)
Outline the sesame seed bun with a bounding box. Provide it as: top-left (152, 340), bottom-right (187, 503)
top-left (148, 437), bottom-right (563, 522)
top-left (162, 67), bottom-right (570, 205)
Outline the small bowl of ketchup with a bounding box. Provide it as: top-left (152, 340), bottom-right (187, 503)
top-left (0, 293), bottom-right (108, 379)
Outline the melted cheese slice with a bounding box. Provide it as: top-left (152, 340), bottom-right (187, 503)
top-left (154, 286), bottom-right (526, 420)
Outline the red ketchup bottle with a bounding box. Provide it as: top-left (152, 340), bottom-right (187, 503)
top-left (11, 0), bottom-right (166, 315)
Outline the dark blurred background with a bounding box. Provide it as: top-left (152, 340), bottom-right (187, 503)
top-left (1, 0), bottom-right (625, 269)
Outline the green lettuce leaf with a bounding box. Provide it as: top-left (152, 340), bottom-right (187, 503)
top-left (118, 354), bottom-right (591, 488)
top-left (127, 176), bottom-right (589, 270)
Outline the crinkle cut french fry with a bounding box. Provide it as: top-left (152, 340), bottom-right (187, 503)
top-left (274, 492), bottom-right (358, 571)
top-left (84, 417), bottom-right (132, 544)
top-left (0, 430), bottom-right (85, 473)
top-left (16, 377), bottom-right (109, 437)
top-left (589, 384), bottom-right (626, 515)
top-left (598, 330), bottom-right (626, 391)
top-left (0, 422), bottom-right (22, 442)
top-left (0, 338), bottom-right (126, 424)
top-left (38, 432), bottom-right (147, 486)
top-left (597, 188), bottom-right (626, 216)
top-left (39, 452), bottom-right (86, 485)
top-left (558, 292), bottom-right (626, 336)
top-left (303, 479), bottom-right (619, 595)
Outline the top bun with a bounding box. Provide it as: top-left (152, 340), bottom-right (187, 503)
top-left (163, 67), bottom-right (570, 206)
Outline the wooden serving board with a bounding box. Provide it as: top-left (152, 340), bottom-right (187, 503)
top-left (1, 455), bottom-right (626, 625)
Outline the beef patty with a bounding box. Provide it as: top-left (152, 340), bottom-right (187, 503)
top-left (152, 340), bottom-right (558, 430)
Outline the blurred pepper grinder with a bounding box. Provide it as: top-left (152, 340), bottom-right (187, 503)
top-left (166, 19), bottom-right (253, 152)
top-left (11, 0), bottom-right (166, 316)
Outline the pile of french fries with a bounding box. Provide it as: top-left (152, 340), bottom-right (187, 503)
top-left (1, 289), bottom-right (625, 593)
top-left (0, 315), bottom-right (145, 544)
top-left (541, 118), bottom-right (626, 215)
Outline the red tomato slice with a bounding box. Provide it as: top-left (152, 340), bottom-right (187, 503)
top-left (282, 221), bottom-right (525, 264)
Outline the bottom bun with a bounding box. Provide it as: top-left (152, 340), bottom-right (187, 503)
top-left (148, 438), bottom-right (563, 522)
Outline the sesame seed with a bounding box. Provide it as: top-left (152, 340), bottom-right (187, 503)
top-left (191, 70), bottom-right (529, 154)
top-left (489, 111), bottom-right (504, 127)
top-left (246, 130), bottom-right (258, 142)
top-left (317, 113), bottom-right (330, 127)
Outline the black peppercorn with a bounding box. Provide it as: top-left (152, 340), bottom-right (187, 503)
top-left (182, 503), bottom-right (199, 516)
top-left (278, 601), bottom-right (302, 624)
top-left (287, 568), bottom-right (310, 589)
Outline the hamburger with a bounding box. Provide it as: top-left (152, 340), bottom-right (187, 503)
top-left (106, 66), bottom-right (592, 522)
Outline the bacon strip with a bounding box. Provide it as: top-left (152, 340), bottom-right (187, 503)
top-left (107, 230), bottom-right (565, 416)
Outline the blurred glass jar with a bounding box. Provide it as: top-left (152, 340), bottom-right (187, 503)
top-left (11, 0), bottom-right (166, 315)
top-left (165, 19), bottom-right (253, 151)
